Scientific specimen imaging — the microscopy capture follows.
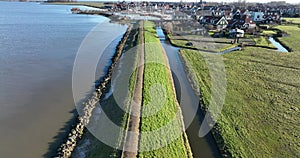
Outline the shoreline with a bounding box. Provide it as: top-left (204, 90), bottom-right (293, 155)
top-left (72, 22), bottom-right (142, 157)
top-left (54, 23), bottom-right (133, 157)
top-left (38, 2), bottom-right (135, 157)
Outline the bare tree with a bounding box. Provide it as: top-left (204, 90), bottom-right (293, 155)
top-left (164, 22), bottom-right (173, 35)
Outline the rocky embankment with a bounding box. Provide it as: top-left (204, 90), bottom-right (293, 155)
top-left (54, 24), bottom-right (133, 158)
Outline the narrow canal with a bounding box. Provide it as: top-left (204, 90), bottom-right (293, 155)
top-left (156, 27), bottom-right (221, 158)
top-left (269, 37), bottom-right (289, 52)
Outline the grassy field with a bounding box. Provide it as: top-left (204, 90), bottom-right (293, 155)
top-left (171, 39), bottom-right (195, 48)
top-left (261, 30), bottom-right (277, 36)
top-left (219, 44), bottom-right (240, 52)
top-left (275, 25), bottom-right (300, 52)
top-left (283, 18), bottom-right (300, 24)
top-left (167, 34), bottom-right (267, 53)
top-left (138, 21), bottom-right (192, 158)
top-left (253, 36), bottom-right (276, 48)
top-left (168, 37), bottom-right (232, 53)
top-left (179, 27), bottom-right (300, 158)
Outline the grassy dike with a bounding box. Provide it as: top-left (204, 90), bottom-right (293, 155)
top-left (179, 26), bottom-right (300, 157)
top-left (138, 21), bottom-right (192, 158)
top-left (71, 22), bottom-right (141, 158)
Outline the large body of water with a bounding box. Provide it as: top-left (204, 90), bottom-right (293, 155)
top-left (0, 2), bottom-right (127, 157)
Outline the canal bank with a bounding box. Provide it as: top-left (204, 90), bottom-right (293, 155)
top-left (156, 27), bottom-right (221, 158)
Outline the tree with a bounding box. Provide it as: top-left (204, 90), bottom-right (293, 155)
top-left (165, 22), bottom-right (173, 35)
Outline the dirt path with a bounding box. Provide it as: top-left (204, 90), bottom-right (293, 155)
top-left (122, 21), bottom-right (144, 158)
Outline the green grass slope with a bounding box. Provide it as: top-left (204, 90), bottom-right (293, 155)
top-left (180, 38), bottom-right (300, 157)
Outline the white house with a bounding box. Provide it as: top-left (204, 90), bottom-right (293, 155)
top-left (215, 16), bottom-right (228, 30)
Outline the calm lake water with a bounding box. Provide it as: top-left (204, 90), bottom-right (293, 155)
top-left (0, 2), bottom-right (127, 157)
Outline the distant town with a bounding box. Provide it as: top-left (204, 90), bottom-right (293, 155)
top-left (50, 1), bottom-right (300, 24)
top-left (47, 1), bottom-right (299, 45)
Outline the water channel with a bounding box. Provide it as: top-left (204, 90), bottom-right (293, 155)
top-left (269, 37), bottom-right (289, 52)
top-left (156, 27), bottom-right (221, 158)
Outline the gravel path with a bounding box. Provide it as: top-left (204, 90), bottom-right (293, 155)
top-left (122, 21), bottom-right (144, 158)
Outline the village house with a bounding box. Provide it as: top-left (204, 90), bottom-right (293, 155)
top-left (226, 9), bottom-right (256, 30)
top-left (227, 15), bottom-right (256, 30)
top-left (200, 16), bottom-right (228, 31)
top-left (173, 11), bottom-right (193, 20)
top-left (263, 11), bottom-right (281, 23)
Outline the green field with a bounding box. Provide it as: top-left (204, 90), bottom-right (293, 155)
top-left (179, 25), bottom-right (300, 157)
top-left (261, 30), bottom-right (277, 36)
top-left (138, 21), bottom-right (192, 158)
top-left (275, 25), bottom-right (300, 52)
top-left (167, 33), bottom-right (271, 53)
top-left (253, 36), bottom-right (276, 48)
top-left (219, 44), bottom-right (240, 53)
top-left (168, 37), bottom-right (232, 53)
top-left (283, 18), bottom-right (300, 24)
